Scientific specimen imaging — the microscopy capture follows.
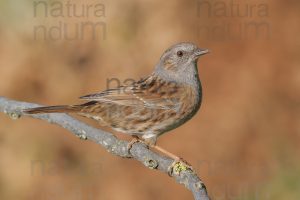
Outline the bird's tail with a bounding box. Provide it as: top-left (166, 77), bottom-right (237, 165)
top-left (23, 105), bottom-right (81, 114)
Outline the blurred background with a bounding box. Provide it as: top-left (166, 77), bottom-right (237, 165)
top-left (0, 0), bottom-right (299, 199)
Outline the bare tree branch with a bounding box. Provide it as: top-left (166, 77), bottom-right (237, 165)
top-left (0, 96), bottom-right (210, 200)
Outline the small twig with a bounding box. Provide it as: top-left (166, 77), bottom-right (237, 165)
top-left (0, 96), bottom-right (210, 200)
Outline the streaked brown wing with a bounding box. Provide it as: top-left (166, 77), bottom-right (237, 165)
top-left (80, 76), bottom-right (181, 111)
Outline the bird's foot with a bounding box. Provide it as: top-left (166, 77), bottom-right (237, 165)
top-left (127, 136), bottom-right (147, 154)
top-left (150, 145), bottom-right (193, 176)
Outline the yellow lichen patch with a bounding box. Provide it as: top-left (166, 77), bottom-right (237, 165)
top-left (172, 162), bottom-right (192, 175)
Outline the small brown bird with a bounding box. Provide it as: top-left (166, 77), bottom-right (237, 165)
top-left (24, 42), bottom-right (209, 160)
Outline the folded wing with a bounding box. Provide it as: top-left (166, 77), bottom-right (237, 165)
top-left (80, 76), bottom-right (181, 111)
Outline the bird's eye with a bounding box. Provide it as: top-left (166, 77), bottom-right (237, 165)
top-left (177, 51), bottom-right (183, 57)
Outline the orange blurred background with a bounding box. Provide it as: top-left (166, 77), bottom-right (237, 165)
top-left (0, 0), bottom-right (299, 199)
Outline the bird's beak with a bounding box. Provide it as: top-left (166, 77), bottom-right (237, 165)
top-left (194, 48), bottom-right (210, 58)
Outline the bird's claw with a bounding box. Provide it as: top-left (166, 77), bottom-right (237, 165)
top-left (127, 136), bottom-right (145, 154)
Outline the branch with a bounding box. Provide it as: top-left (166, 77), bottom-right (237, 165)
top-left (0, 96), bottom-right (210, 200)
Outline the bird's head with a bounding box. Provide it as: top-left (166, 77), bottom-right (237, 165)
top-left (157, 42), bottom-right (209, 73)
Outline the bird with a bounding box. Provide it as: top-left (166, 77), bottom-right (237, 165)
top-left (23, 42), bottom-right (209, 160)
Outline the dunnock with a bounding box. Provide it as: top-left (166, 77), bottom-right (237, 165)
top-left (24, 42), bottom-right (209, 160)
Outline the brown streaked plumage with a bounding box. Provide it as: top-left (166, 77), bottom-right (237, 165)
top-left (24, 42), bottom-right (209, 152)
